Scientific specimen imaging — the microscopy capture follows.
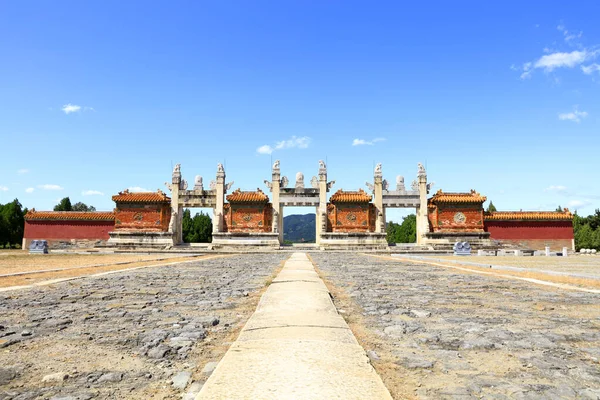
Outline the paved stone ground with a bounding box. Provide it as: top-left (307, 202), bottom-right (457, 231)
top-left (0, 254), bottom-right (286, 400)
top-left (310, 253), bottom-right (600, 400)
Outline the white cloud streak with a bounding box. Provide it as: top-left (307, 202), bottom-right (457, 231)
top-left (352, 137), bottom-right (386, 146)
top-left (0, 186), bottom-right (8, 192)
top-left (581, 63), bottom-right (600, 74)
top-left (558, 106), bottom-right (588, 123)
top-left (38, 184), bottom-right (63, 190)
top-left (17, 169), bottom-right (29, 175)
top-left (62, 103), bottom-right (82, 114)
top-left (518, 24), bottom-right (599, 79)
top-left (256, 136), bottom-right (311, 155)
top-left (568, 199), bottom-right (592, 210)
top-left (545, 185), bottom-right (567, 192)
top-left (257, 145), bottom-right (274, 155)
top-left (25, 187), bottom-right (35, 193)
top-left (82, 190), bottom-right (104, 196)
top-left (128, 186), bottom-right (149, 192)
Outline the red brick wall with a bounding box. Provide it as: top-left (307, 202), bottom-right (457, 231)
top-left (24, 220), bottom-right (114, 243)
top-left (327, 203), bottom-right (374, 232)
top-left (223, 203), bottom-right (273, 233)
top-left (114, 204), bottom-right (170, 232)
top-left (484, 221), bottom-right (574, 251)
top-left (429, 204), bottom-right (484, 232)
top-left (485, 221), bottom-right (573, 239)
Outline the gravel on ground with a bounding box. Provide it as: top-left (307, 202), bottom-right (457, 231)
top-left (310, 252), bottom-right (600, 400)
top-left (0, 253), bottom-right (287, 400)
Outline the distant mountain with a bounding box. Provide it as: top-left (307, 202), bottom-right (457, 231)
top-left (283, 214), bottom-right (316, 243)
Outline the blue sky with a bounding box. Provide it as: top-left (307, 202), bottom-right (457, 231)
top-left (1, 1), bottom-right (599, 221)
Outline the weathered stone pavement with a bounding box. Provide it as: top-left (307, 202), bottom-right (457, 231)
top-left (197, 252), bottom-right (392, 400)
top-left (0, 254), bottom-right (287, 400)
top-left (310, 253), bottom-right (600, 399)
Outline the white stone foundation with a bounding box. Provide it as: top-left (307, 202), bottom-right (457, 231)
top-left (107, 231), bottom-right (175, 248)
top-left (211, 232), bottom-right (280, 248)
top-left (319, 232), bottom-right (388, 250)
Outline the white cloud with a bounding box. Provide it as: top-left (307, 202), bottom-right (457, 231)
top-left (25, 187), bottom-right (34, 193)
top-left (558, 106), bottom-right (588, 123)
top-left (352, 137), bottom-right (386, 146)
top-left (256, 145), bottom-right (274, 155)
top-left (581, 63), bottom-right (600, 74)
top-left (557, 24), bottom-right (582, 44)
top-left (0, 186), bottom-right (8, 192)
top-left (274, 136), bottom-right (311, 150)
top-left (545, 185), bottom-right (567, 192)
top-left (256, 136), bottom-right (311, 155)
top-left (17, 168), bottom-right (29, 175)
top-left (128, 186), bottom-right (149, 192)
top-left (568, 199), bottom-right (592, 210)
top-left (533, 50), bottom-right (591, 71)
top-left (518, 23), bottom-right (599, 79)
top-left (83, 106), bottom-right (96, 112)
top-left (38, 184), bottom-right (63, 190)
top-left (82, 190), bottom-right (104, 196)
top-left (62, 103), bottom-right (82, 114)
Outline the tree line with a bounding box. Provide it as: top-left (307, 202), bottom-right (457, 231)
top-left (181, 209), bottom-right (212, 243)
top-left (573, 209), bottom-right (600, 251)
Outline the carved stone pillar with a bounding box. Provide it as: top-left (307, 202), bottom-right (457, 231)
top-left (214, 164), bottom-right (226, 234)
top-left (416, 164), bottom-right (429, 245)
top-left (271, 161), bottom-right (282, 244)
top-left (317, 161), bottom-right (328, 245)
top-left (374, 164), bottom-right (384, 233)
top-left (171, 166), bottom-right (181, 244)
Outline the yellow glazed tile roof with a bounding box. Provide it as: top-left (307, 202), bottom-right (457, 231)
top-left (429, 189), bottom-right (487, 204)
top-left (329, 189), bottom-right (372, 203)
top-left (485, 209), bottom-right (573, 221)
top-left (112, 189), bottom-right (170, 203)
top-left (25, 210), bottom-right (115, 221)
top-left (226, 189), bottom-right (269, 203)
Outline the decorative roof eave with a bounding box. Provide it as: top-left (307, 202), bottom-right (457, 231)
top-left (112, 189), bottom-right (171, 203)
top-left (329, 189), bottom-right (372, 203)
top-left (226, 188), bottom-right (269, 203)
top-left (485, 209), bottom-right (573, 221)
top-left (25, 210), bottom-right (115, 221)
top-left (429, 189), bottom-right (487, 204)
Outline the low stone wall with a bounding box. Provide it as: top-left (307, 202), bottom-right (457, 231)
top-left (492, 238), bottom-right (574, 251)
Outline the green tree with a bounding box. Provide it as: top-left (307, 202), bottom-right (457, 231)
top-left (386, 214), bottom-right (416, 243)
top-left (54, 197), bottom-right (73, 211)
top-left (574, 223), bottom-right (594, 251)
top-left (486, 201), bottom-right (497, 213)
top-left (191, 212), bottom-right (212, 242)
top-left (72, 202), bottom-right (96, 212)
top-left (0, 199), bottom-right (25, 248)
top-left (386, 221), bottom-right (401, 243)
top-left (556, 205), bottom-right (563, 212)
top-left (182, 209), bottom-right (212, 243)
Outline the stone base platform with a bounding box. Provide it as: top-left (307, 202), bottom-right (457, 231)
top-left (424, 231), bottom-right (495, 250)
top-left (211, 232), bottom-right (280, 249)
top-left (107, 231), bottom-right (175, 248)
top-left (319, 232), bottom-right (388, 250)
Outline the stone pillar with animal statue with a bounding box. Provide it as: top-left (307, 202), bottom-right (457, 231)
top-left (270, 160), bottom-right (283, 244)
top-left (416, 163), bottom-right (429, 244)
top-left (167, 164), bottom-right (183, 244)
top-left (373, 163), bottom-right (384, 233)
top-left (214, 163), bottom-right (226, 234)
top-left (316, 160), bottom-right (328, 245)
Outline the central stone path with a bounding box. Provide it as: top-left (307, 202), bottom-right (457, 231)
top-left (197, 252), bottom-right (392, 399)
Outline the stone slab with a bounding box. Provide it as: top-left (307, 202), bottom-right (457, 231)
top-left (196, 252), bottom-right (391, 400)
